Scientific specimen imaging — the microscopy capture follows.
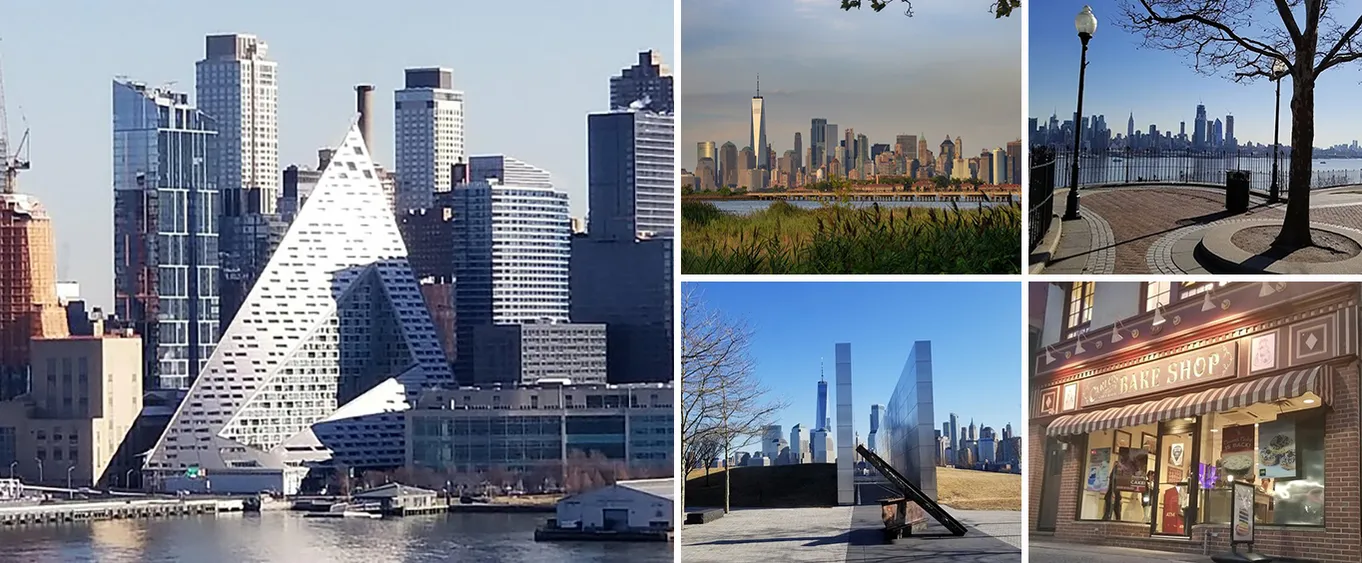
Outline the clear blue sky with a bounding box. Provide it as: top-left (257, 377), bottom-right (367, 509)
top-left (1030, 0), bottom-right (1362, 148)
top-left (0, 0), bottom-right (672, 310)
top-left (683, 281), bottom-right (1022, 451)
top-left (682, 0), bottom-right (1021, 169)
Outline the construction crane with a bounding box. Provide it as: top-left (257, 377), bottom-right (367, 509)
top-left (0, 38), bottom-right (31, 195)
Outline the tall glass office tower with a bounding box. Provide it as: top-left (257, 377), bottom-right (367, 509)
top-left (112, 80), bottom-right (219, 390)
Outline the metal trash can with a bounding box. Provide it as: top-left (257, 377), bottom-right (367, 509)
top-left (1226, 170), bottom-right (1251, 213)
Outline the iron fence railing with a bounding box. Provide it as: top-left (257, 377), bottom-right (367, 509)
top-left (1045, 147), bottom-right (1362, 195)
top-left (1029, 146), bottom-right (1057, 252)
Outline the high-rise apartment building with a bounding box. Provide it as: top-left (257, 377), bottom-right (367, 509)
top-left (112, 80), bottom-right (218, 391)
top-left (453, 156), bottom-right (571, 382)
top-left (196, 34), bottom-right (277, 213)
top-left (144, 125), bottom-right (454, 494)
top-left (587, 110), bottom-right (675, 239)
top-left (609, 50), bottom-right (673, 114)
top-left (394, 67), bottom-right (466, 212)
top-left (0, 194), bottom-right (68, 399)
top-left (793, 132), bottom-right (803, 172)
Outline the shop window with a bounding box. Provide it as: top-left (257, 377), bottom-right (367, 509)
top-left (1078, 423), bottom-right (1158, 523)
top-left (1198, 407), bottom-right (1325, 527)
top-left (1143, 282), bottom-right (1172, 313)
top-left (1065, 282), bottom-right (1095, 338)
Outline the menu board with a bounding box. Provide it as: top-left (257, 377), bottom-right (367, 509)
top-left (1220, 425), bottom-right (1256, 480)
top-left (1232, 481), bottom-right (1255, 543)
top-left (1085, 448), bottom-right (1112, 493)
top-left (1258, 419), bottom-right (1297, 479)
top-left (1113, 447), bottom-right (1150, 492)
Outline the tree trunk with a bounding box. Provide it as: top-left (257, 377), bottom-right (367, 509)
top-left (1275, 42), bottom-right (1317, 248)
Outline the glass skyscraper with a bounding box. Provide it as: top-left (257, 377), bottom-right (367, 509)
top-left (112, 80), bottom-right (219, 390)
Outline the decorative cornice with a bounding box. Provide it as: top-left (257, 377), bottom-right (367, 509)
top-left (1034, 283), bottom-right (1356, 384)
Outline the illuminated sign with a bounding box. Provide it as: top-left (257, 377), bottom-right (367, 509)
top-left (1077, 343), bottom-right (1237, 409)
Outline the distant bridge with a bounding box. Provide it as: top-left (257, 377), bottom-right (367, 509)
top-left (750, 191), bottom-right (1018, 203)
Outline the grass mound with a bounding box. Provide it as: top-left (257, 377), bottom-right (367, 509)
top-left (681, 201), bottom-right (1021, 274)
top-left (937, 467), bottom-right (1021, 511)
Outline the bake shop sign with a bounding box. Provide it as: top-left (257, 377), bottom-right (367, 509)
top-left (1078, 343), bottom-right (1237, 409)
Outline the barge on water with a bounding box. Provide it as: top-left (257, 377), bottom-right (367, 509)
top-left (0, 498), bottom-right (243, 526)
top-left (534, 478), bottom-right (674, 543)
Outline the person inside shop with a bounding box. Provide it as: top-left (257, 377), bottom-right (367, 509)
top-left (1102, 464), bottom-right (1121, 521)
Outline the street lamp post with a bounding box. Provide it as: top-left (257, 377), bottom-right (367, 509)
top-left (8, 461), bottom-right (16, 480)
top-left (126, 468), bottom-right (137, 490)
top-left (67, 465), bottom-right (75, 499)
top-left (35, 458), bottom-right (42, 484)
top-left (1270, 60), bottom-right (1288, 203)
top-left (1063, 6), bottom-right (1099, 221)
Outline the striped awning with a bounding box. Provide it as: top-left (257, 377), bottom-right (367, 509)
top-left (1047, 364), bottom-right (1334, 437)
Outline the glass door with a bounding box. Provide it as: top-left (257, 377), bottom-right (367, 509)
top-left (1152, 418), bottom-right (1198, 536)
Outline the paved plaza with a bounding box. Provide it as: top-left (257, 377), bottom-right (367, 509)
top-left (680, 505), bottom-right (1021, 562)
top-left (1037, 185), bottom-right (1362, 274)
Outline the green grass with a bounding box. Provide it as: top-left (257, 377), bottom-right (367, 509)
top-left (681, 200), bottom-right (1021, 274)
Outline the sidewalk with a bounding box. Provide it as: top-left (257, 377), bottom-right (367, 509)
top-left (1038, 185), bottom-right (1362, 274)
top-left (1029, 539), bottom-right (1212, 563)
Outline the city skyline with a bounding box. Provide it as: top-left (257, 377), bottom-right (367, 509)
top-left (683, 281), bottom-right (1021, 449)
top-left (0, 0), bottom-right (672, 311)
top-left (1029, 0), bottom-right (1362, 149)
top-left (682, 0), bottom-right (1021, 169)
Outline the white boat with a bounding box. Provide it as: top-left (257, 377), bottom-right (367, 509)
top-left (304, 511), bottom-right (380, 519)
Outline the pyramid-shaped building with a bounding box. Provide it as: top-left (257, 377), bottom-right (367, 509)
top-left (143, 124), bottom-right (453, 494)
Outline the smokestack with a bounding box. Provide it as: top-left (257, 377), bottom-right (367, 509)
top-left (355, 84), bottom-right (375, 156)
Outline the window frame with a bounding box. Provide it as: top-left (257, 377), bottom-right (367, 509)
top-left (1063, 282), bottom-right (1095, 339)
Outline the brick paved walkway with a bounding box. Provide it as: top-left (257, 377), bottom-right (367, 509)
top-left (1040, 185), bottom-right (1362, 274)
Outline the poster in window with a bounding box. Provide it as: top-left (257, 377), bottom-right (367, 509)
top-left (1062, 383), bottom-right (1077, 412)
top-left (1169, 442), bottom-right (1185, 468)
top-left (1113, 447), bottom-right (1150, 492)
top-left (1232, 481), bottom-right (1255, 543)
top-left (1114, 430), bottom-right (1132, 450)
top-left (1085, 448), bottom-right (1112, 493)
top-left (1258, 419), bottom-right (1297, 479)
top-left (1220, 425), bottom-right (1257, 481)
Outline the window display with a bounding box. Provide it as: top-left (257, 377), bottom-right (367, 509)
top-left (1080, 424), bottom-right (1157, 524)
top-left (1198, 408), bottom-right (1325, 527)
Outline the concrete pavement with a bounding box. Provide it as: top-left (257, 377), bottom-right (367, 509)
top-left (680, 505), bottom-right (1020, 562)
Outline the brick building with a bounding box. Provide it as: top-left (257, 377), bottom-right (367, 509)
top-left (1029, 282), bottom-right (1360, 563)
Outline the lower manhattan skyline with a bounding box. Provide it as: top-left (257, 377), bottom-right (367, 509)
top-left (682, 0), bottom-right (1021, 171)
top-left (1029, 0), bottom-right (1362, 149)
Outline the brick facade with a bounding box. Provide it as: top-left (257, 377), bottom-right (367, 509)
top-left (1031, 362), bottom-right (1361, 563)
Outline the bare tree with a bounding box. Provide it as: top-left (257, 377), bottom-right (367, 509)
top-left (1120, 0), bottom-right (1362, 248)
top-left (681, 288), bottom-right (787, 513)
top-left (840, 0), bottom-right (1020, 18)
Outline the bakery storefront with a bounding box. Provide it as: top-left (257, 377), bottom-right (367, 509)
top-left (1029, 282), bottom-right (1361, 563)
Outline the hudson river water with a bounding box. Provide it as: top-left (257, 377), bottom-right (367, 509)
top-left (0, 512), bottom-right (673, 563)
